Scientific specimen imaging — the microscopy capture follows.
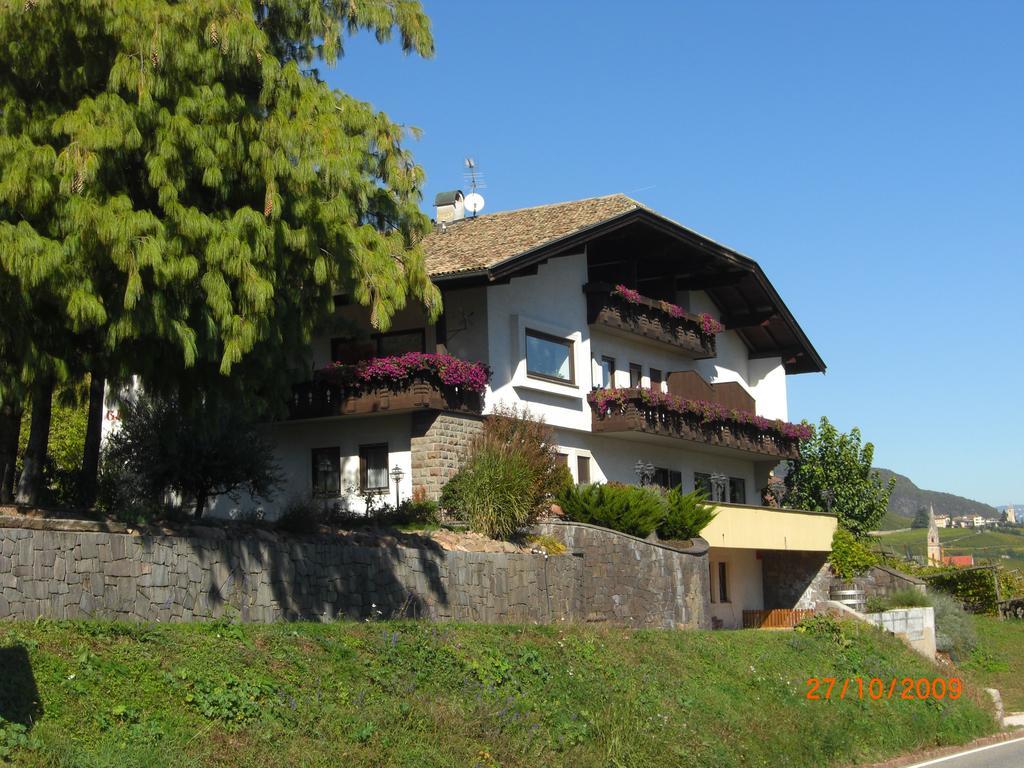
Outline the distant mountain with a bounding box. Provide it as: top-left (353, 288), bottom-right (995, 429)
top-left (876, 469), bottom-right (998, 528)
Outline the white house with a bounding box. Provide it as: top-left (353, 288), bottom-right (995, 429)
top-left (216, 193), bottom-right (837, 628)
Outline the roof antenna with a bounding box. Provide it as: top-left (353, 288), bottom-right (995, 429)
top-left (463, 157), bottom-right (486, 217)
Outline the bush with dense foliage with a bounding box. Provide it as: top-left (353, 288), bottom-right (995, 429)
top-left (440, 405), bottom-right (566, 538)
top-left (930, 590), bottom-right (978, 660)
top-left (275, 496), bottom-right (439, 535)
top-left (556, 483), bottom-right (666, 538)
top-left (828, 527), bottom-right (878, 580)
top-left (923, 567), bottom-right (1002, 614)
top-left (657, 488), bottom-right (716, 540)
top-left (99, 393), bottom-right (281, 520)
top-left (448, 444), bottom-right (536, 539)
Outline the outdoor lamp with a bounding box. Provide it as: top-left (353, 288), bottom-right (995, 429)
top-left (634, 459), bottom-right (655, 486)
top-left (390, 464), bottom-right (405, 505)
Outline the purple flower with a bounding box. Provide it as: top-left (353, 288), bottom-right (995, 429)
top-left (586, 387), bottom-right (811, 444)
top-left (319, 352), bottom-right (491, 395)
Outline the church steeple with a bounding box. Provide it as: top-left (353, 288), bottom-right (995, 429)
top-left (926, 504), bottom-right (943, 565)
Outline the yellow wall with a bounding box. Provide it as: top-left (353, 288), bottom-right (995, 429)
top-left (702, 504), bottom-right (836, 552)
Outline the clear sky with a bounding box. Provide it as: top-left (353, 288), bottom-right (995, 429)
top-left (322, 2), bottom-right (1024, 507)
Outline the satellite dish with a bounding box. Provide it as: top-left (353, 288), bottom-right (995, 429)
top-left (464, 192), bottom-right (485, 215)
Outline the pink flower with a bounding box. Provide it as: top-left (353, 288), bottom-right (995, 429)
top-left (319, 353), bottom-right (491, 395)
top-left (586, 387), bottom-right (810, 445)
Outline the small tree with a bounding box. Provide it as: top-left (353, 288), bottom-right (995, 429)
top-left (911, 506), bottom-right (930, 529)
top-left (785, 416), bottom-right (895, 537)
top-left (102, 394), bottom-right (281, 519)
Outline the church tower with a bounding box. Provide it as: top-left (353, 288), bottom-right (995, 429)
top-left (926, 505), bottom-right (943, 565)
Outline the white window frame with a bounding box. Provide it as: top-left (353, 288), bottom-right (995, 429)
top-left (511, 314), bottom-right (583, 398)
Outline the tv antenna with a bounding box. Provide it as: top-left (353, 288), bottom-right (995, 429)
top-left (463, 157), bottom-right (486, 217)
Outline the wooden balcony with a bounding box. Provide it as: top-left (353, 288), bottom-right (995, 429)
top-left (583, 282), bottom-right (716, 358)
top-left (588, 388), bottom-right (803, 460)
top-left (289, 379), bottom-right (484, 420)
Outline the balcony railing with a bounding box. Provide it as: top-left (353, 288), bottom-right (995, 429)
top-left (289, 353), bottom-right (489, 420)
top-left (587, 387), bottom-right (809, 460)
top-left (583, 282), bottom-right (717, 358)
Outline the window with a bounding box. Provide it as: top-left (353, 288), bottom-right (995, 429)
top-left (709, 561), bottom-right (716, 603)
top-left (525, 329), bottom-right (574, 383)
top-left (377, 329), bottom-right (425, 357)
top-left (649, 368), bottom-right (662, 391)
top-left (359, 444), bottom-right (389, 491)
top-left (653, 467), bottom-right (682, 490)
top-left (555, 452), bottom-right (569, 467)
top-left (628, 363), bottom-right (642, 388)
top-left (599, 356), bottom-right (616, 388)
top-left (577, 455), bottom-right (591, 484)
top-left (330, 337), bottom-right (377, 365)
top-left (312, 447), bottom-right (341, 496)
top-left (718, 562), bottom-right (729, 603)
top-left (729, 477), bottom-right (746, 505)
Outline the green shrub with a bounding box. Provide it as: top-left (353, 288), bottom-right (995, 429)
top-left (557, 482), bottom-right (665, 538)
top-left (440, 405), bottom-right (565, 538)
top-left (925, 568), bottom-right (1000, 614)
top-left (658, 488), bottom-right (716, 540)
top-left (828, 527), bottom-right (877, 580)
top-left (929, 590), bottom-right (977, 660)
top-left (448, 444), bottom-right (536, 539)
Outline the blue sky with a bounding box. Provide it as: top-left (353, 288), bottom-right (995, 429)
top-left (322, 2), bottom-right (1024, 507)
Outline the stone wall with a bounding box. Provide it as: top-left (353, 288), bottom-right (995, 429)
top-left (409, 411), bottom-right (484, 500)
top-left (761, 551), bottom-right (832, 610)
top-left (859, 565), bottom-right (926, 601)
top-left (0, 519), bottom-right (581, 624)
top-left (534, 520), bottom-right (709, 629)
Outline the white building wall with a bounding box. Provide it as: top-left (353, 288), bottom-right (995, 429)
top-left (708, 547), bottom-right (764, 629)
top-left (442, 286), bottom-right (489, 364)
top-left (552, 430), bottom-right (757, 499)
top-left (588, 328), bottom-right (695, 391)
top-left (485, 251), bottom-right (594, 431)
top-left (747, 357), bottom-right (788, 421)
top-left (210, 414), bottom-right (414, 520)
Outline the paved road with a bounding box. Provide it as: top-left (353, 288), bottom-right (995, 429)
top-left (905, 736), bottom-right (1024, 768)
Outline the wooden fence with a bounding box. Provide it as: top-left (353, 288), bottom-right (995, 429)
top-left (742, 609), bottom-right (816, 629)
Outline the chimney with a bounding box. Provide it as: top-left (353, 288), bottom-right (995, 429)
top-left (434, 190), bottom-right (465, 224)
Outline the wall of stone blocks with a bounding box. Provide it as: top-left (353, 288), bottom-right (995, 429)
top-left (534, 521), bottom-right (710, 629)
top-left (0, 521), bottom-right (581, 625)
top-left (760, 550), bottom-right (832, 610)
top-left (409, 411), bottom-right (484, 500)
top-left (859, 565), bottom-right (927, 601)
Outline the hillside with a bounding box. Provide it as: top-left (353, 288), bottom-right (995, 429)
top-left (876, 469), bottom-right (998, 528)
top-left (874, 526), bottom-right (1024, 570)
top-left (0, 619), bottom-right (997, 767)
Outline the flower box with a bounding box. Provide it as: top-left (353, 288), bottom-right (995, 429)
top-left (587, 388), bottom-right (807, 459)
top-left (289, 353), bottom-right (489, 420)
top-left (583, 283), bottom-right (719, 358)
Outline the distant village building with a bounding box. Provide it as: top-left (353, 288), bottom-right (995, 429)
top-left (935, 516), bottom-right (950, 528)
top-left (927, 505), bottom-right (943, 565)
top-left (1007, 506), bottom-right (1018, 524)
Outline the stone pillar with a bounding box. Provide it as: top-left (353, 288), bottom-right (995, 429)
top-left (410, 411), bottom-right (484, 500)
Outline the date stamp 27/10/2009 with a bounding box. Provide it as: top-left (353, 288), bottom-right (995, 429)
top-left (806, 677), bottom-right (963, 701)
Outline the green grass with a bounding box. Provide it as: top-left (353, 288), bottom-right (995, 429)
top-left (964, 616), bottom-right (1024, 712)
top-left (873, 527), bottom-right (1024, 570)
top-left (0, 617), bottom-right (999, 767)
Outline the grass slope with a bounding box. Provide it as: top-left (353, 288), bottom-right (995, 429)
top-left (874, 527), bottom-right (1024, 570)
top-left (0, 618), bottom-right (997, 767)
top-left (964, 616), bottom-right (1024, 712)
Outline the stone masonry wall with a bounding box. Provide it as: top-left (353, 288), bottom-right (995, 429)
top-left (859, 564), bottom-right (927, 601)
top-left (0, 519), bottom-right (581, 624)
top-left (534, 521), bottom-right (709, 629)
top-left (409, 411), bottom-right (484, 500)
top-left (761, 550), bottom-right (832, 610)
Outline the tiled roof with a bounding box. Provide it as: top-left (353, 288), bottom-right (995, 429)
top-left (421, 193), bottom-right (641, 277)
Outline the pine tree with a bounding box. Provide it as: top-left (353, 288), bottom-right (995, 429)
top-left (0, 0), bottom-right (439, 504)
